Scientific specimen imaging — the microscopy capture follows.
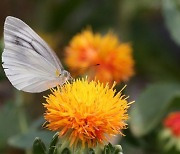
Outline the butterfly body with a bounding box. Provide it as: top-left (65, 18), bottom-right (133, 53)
top-left (2, 16), bottom-right (71, 93)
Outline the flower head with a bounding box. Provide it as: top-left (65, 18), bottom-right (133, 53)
top-left (164, 112), bottom-right (180, 137)
top-left (65, 29), bottom-right (134, 84)
top-left (43, 78), bottom-right (132, 149)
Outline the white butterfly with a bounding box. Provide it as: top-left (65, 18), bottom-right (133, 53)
top-left (2, 16), bottom-right (72, 93)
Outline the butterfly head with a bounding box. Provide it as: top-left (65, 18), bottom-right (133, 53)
top-left (60, 70), bottom-right (73, 84)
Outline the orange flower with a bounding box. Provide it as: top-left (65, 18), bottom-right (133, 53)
top-left (43, 78), bottom-right (132, 149)
top-left (164, 112), bottom-right (180, 137)
top-left (65, 29), bottom-right (134, 84)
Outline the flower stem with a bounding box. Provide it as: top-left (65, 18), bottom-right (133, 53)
top-left (15, 91), bottom-right (31, 154)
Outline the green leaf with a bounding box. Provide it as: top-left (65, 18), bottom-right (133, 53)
top-left (48, 132), bottom-right (59, 154)
top-left (48, 146), bottom-right (57, 154)
top-left (88, 148), bottom-right (95, 154)
top-left (0, 101), bottom-right (20, 149)
top-left (114, 145), bottom-right (123, 154)
top-left (102, 143), bottom-right (123, 154)
top-left (8, 130), bottom-right (54, 149)
top-left (33, 137), bottom-right (46, 154)
top-left (61, 148), bottom-right (71, 154)
top-left (52, 147), bottom-right (58, 154)
top-left (130, 82), bottom-right (180, 137)
top-left (162, 0), bottom-right (180, 46)
top-left (103, 144), bottom-right (111, 154)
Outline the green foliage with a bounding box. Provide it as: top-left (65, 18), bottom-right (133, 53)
top-left (130, 82), bottom-right (180, 137)
top-left (159, 129), bottom-right (180, 153)
top-left (48, 133), bottom-right (59, 154)
top-left (162, 0), bottom-right (180, 46)
top-left (88, 148), bottom-right (95, 154)
top-left (32, 134), bottom-right (58, 154)
top-left (32, 136), bottom-right (123, 154)
top-left (130, 13), bottom-right (180, 81)
top-left (103, 143), bottom-right (123, 154)
top-left (33, 138), bottom-right (46, 154)
top-left (37, 0), bottom-right (119, 36)
top-left (0, 101), bottom-right (20, 150)
top-left (8, 130), bottom-right (54, 149)
top-left (61, 148), bottom-right (70, 154)
top-left (7, 115), bottom-right (54, 149)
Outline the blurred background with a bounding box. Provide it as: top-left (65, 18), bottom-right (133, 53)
top-left (0, 0), bottom-right (180, 154)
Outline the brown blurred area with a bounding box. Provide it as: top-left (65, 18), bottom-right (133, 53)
top-left (0, 0), bottom-right (36, 35)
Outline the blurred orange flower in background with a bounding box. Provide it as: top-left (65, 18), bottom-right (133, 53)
top-left (164, 112), bottom-right (180, 137)
top-left (65, 29), bottom-right (134, 84)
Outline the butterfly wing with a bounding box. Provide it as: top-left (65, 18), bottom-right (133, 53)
top-left (2, 16), bottom-right (63, 93)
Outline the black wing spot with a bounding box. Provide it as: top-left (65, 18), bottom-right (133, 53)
top-left (15, 36), bottom-right (43, 57)
top-left (15, 39), bottom-right (21, 45)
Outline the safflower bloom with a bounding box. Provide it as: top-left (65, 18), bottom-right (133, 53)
top-left (164, 112), bottom-right (180, 137)
top-left (159, 112), bottom-right (180, 152)
top-left (65, 30), bottom-right (134, 84)
top-left (43, 78), bottom-right (132, 149)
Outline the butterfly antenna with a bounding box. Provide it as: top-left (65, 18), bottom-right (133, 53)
top-left (79, 63), bottom-right (100, 70)
top-left (70, 64), bottom-right (100, 77)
